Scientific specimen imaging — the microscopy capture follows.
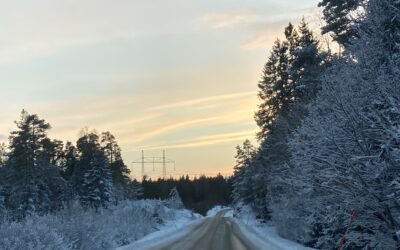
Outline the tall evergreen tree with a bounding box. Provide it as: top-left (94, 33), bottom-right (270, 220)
top-left (100, 132), bottom-right (130, 185)
top-left (235, 20), bottom-right (323, 221)
top-left (255, 39), bottom-right (290, 139)
top-left (101, 132), bottom-right (135, 201)
top-left (292, 19), bottom-right (323, 101)
top-left (73, 131), bottom-right (101, 197)
top-left (4, 110), bottom-right (66, 218)
top-left (80, 150), bottom-right (113, 211)
top-left (62, 141), bottom-right (78, 179)
top-left (231, 140), bottom-right (257, 205)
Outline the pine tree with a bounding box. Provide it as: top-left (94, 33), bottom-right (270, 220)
top-left (101, 132), bottom-right (130, 186)
top-left (4, 110), bottom-right (67, 218)
top-left (101, 132), bottom-right (133, 201)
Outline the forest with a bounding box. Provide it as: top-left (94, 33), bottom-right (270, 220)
top-left (141, 175), bottom-right (232, 215)
top-left (0, 110), bottom-right (142, 219)
top-left (231, 0), bottom-right (400, 249)
top-left (0, 110), bottom-right (232, 218)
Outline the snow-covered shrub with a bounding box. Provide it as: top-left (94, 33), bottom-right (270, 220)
top-left (0, 216), bottom-right (68, 250)
top-left (165, 187), bottom-right (183, 210)
top-left (0, 199), bottom-right (179, 250)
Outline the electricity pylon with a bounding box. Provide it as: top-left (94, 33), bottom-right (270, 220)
top-left (132, 150), bottom-right (175, 179)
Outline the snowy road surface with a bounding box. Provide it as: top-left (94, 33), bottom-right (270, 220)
top-left (119, 210), bottom-right (259, 250)
top-left (119, 209), bottom-right (312, 250)
top-left (154, 210), bottom-right (259, 250)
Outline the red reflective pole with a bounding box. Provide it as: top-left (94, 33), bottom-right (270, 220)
top-left (337, 208), bottom-right (360, 250)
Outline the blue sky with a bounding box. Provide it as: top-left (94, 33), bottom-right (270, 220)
top-left (0, 0), bottom-right (319, 179)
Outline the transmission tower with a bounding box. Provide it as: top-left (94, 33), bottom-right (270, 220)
top-left (132, 150), bottom-right (175, 179)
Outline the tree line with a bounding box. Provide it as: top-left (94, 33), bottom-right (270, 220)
top-left (141, 174), bottom-right (232, 215)
top-left (0, 110), bottom-right (141, 220)
top-left (232, 0), bottom-right (400, 249)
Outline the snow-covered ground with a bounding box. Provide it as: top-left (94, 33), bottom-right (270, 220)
top-left (233, 205), bottom-right (314, 250)
top-left (0, 200), bottom-right (200, 250)
top-left (117, 211), bottom-right (203, 250)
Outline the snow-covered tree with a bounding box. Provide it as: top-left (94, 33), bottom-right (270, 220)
top-left (73, 131), bottom-right (101, 197)
top-left (231, 140), bottom-right (258, 205)
top-left (274, 1), bottom-right (400, 248)
top-left (318, 0), bottom-right (366, 45)
top-left (237, 20), bottom-right (324, 220)
top-left (80, 150), bottom-right (113, 211)
top-left (101, 132), bottom-right (133, 202)
top-left (166, 187), bottom-right (183, 209)
top-left (1, 111), bottom-right (68, 219)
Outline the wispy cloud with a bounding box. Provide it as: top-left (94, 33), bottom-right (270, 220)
top-left (201, 11), bottom-right (255, 29)
top-left (140, 129), bottom-right (256, 150)
top-left (148, 91), bottom-right (255, 111)
top-left (133, 116), bottom-right (220, 142)
top-left (240, 22), bottom-right (287, 50)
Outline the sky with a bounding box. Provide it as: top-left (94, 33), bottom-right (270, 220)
top-left (0, 0), bottom-right (319, 179)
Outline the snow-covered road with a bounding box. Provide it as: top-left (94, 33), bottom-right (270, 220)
top-left (120, 209), bottom-right (260, 250)
top-left (118, 209), bottom-right (313, 250)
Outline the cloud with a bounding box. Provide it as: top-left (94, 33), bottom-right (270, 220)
top-left (240, 22), bottom-right (287, 50)
top-left (140, 129), bottom-right (257, 150)
top-left (201, 11), bottom-right (255, 29)
top-left (148, 91), bottom-right (255, 111)
top-left (0, 0), bottom-right (199, 64)
top-left (133, 116), bottom-right (220, 142)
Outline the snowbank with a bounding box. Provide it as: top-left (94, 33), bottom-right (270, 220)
top-left (234, 205), bottom-right (314, 250)
top-left (206, 205), bottom-right (231, 217)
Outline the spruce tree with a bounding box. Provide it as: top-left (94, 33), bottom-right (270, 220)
top-left (74, 131), bottom-right (101, 197)
top-left (80, 150), bottom-right (113, 211)
top-left (232, 140), bottom-right (257, 205)
top-left (166, 187), bottom-right (183, 209)
top-left (291, 19), bottom-right (323, 101)
top-left (255, 39), bottom-right (290, 139)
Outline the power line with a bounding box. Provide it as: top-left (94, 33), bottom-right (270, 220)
top-left (132, 150), bottom-right (175, 179)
